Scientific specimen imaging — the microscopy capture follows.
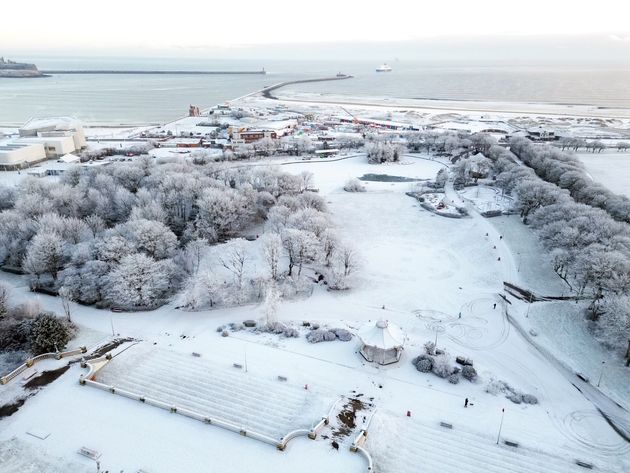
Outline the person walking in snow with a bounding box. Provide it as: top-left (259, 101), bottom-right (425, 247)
top-left (493, 303), bottom-right (497, 309)
top-left (464, 398), bottom-right (469, 408)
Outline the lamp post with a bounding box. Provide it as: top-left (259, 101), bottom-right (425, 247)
top-left (496, 408), bottom-right (505, 445)
top-left (597, 361), bottom-right (606, 387)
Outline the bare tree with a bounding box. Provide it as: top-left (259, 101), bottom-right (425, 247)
top-left (220, 241), bottom-right (248, 290)
top-left (58, 286), bottom-right (74, 323)
top-left (262, 233), bottom-right (282, 281)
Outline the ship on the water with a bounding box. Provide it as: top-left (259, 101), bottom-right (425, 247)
top-left (0, 57), bottom-right (46, 78)
top-left (376, 63), bottom-right (392, 72)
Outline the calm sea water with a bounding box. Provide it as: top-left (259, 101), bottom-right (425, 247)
top-left (1, 57), bottom-right (629, 124)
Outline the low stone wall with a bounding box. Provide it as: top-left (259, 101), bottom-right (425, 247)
top-left (1, 346), bottom-right (87, 385)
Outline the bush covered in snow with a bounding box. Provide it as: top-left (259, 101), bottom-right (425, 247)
top-left (461, 365), bottom-right (478, 381)
top-left (412, 354), bottom-right (434, 373)
top-left (258, 322), bottom-right (299, 338)
top-left (343, 178), bottom-right (366, 193)
top-left (306, 327), bottom-right (352, 343)
top-left (448, 373), bottom-right (460, 384)
top-left (432, 354), bottom-right (454, 378)
top-left (485, 377), bottom-right (538, 405)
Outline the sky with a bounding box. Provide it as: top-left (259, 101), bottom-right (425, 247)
top-left (2, 0), bottom-right (630, 59)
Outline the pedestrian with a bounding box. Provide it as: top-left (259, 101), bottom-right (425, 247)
top-left (493, 303), bottom-right (497, 309)
top-left (497, 257), bottom-right (501, 261)
top-left (499, 235), bottom-right (503, 240)
top-left (464, 398), bottom-right (469, 408)
top-left (493, 245), bottom-right (496, 249)
top-left (485, 232), bottom-right (488, 237)
top-left (458, 312), bottom-right (461, 319)
top-left (332, 440), bottom-right (339, 451)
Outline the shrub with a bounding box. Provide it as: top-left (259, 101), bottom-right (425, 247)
top-left (343, 178), bottom-right (366, 193)
top-left (413, 354), bottom-right (434, 373)
top-left (461, 365), bottom-right (478, 381)
top-left (432, 354), bottom-right (453, 378)
top-left (306, 329), bottom-right (338, 343)
top-left (331, 328), bottom-right (352, 341)
top-left (423, 341), bottom-right (436, 355)
top-left (522, 394), bottom-right (538, 405)
top-left (29, 314), bottom-right (71, 355)
top-left (448, 373), bottom-right (460, 384)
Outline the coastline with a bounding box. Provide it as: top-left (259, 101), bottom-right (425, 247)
top-left (262, 90), bottom-right (630, 119)
top-left (3, 78), bottom-right (630, 129)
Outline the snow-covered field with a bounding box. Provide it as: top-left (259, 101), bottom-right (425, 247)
top-left (2, 132), bottom-right (630, 471)
top-left (577, 151), bottom-right (630, 197)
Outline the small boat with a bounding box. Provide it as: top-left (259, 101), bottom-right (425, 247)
top-left (376, 63), bottom-right (392, 72)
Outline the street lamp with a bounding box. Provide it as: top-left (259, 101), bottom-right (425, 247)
top-left (496, 408), bottom-right (505, 445)
top-left (597, 361), bottom-right (606, 387)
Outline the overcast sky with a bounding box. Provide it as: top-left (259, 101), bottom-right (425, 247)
top-left (3, 0), bottom-right (630, 59)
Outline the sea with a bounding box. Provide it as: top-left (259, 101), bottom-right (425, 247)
top-left (1, 57), bottom-right (630, 125)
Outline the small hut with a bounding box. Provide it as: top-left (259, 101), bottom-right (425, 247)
top-left (358, 319), bottom-right (405, 365)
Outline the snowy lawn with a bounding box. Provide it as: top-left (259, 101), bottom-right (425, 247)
top-left (576, 151), bottom-right (630, 197)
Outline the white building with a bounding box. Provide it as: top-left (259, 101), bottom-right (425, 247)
top-left (358, 320), bottom-right (406, 365)
top-left (19, 135), bottom-right (77, 159)
top-left (0, 142), bottom-right (46, 169)
top-left (19, 117), bottom-right (87, 151)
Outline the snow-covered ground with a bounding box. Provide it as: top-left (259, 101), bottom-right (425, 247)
top-left (577, 151), bottom-right (630, 197)
top-left (2, 109), bottom-right (630, 472)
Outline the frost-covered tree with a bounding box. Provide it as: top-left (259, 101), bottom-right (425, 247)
top-left (104, 253), bottom-right (179, 309)
top-left (125, 219), bottom-right (178, 260)
top-left (365, 141), bottom-right (405, 164)
top-left (262, 233), bottom-right (282, 281)
top-left (282, 228), bottom-right (318, 276)
top-left (0, 283), bottom-right (9, 319)
top-left (328, 244), bottom-right (358, 290)
top-left (220, 240), bottom-right (248, 292)
top-left (58, 286), bottom-right (74, 322)
top-left (263, 282), bottom-right (281, 324)
top-left (195, 187), bottom-right (255, 240)
top-left (23, 232), bottom-right (65, 283)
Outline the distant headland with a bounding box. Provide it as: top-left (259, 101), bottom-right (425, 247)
top-left (0, 57), bottom-right (47, 78)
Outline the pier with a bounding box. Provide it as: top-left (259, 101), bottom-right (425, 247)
top-left (40, 69), bottom-right (267, 75)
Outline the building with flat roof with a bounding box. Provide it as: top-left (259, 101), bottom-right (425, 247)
top-left (19, 117), bottom-right (87, 150)
top-left (0, 142), bottom-right (46, 169)
top-left (19, 134), bottom-right (77, 158)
